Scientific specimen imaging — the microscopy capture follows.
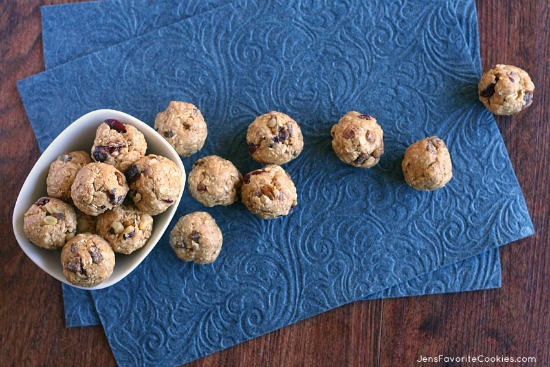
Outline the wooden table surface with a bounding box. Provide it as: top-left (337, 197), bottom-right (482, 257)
top-left (1, 1), bottom-right (548, 366)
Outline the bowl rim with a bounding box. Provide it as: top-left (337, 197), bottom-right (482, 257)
top-left (12, 109), bottom-right (185, 290)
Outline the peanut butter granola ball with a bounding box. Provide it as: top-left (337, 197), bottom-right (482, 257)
top-left (23, 197), bottom-right (77, 250)
top-left (331, 111), bottom-right (384, 168)
top-left (71, 162), bottom-right (128, 216)
top-left (478, 64), bottom-right (535, 115)
top-left (126, 154), bottom-right (184, 215)
top-left (241, 165), bottom-right (298, 219)
top-left (169, 211), bottom-right (223, 264)
top-left (247, 111), bottom-right (304, 165)
top-left (96, 205), bottom-right (153, 254)
top-left (46, 151), bottom-right (92, 201)
top-left (154, 101), bottom-right (208, 157)
top-left (402, 136), bottom-right (453, 191)
top-left (61, 233), bottom-right (115, 287)
top-left (188, 155), bottom-right (242, 207)
top-left (91, 119), bottom-right (147, 172)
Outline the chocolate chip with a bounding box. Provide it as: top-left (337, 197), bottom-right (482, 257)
top-left (197, 183), bottom-right (207, 192)
top-left (355, 153), bottom-right (369, 165)
top-left (343, 128), bottom-right (356, 139)
top-left (358, 114), bottom-right (372, 120)
top-left (88, 246), bottom-right (103, 264)
top-left (480, 83), bottom-right (496, 98)
top-left (107, 188), bottom-right (120, 205)
top-left (164, 130), bottom-right (174, 138)
top-left (104, 119), bottom-right (127, 133)
top-left (123, 231), bottom-right (135, 240)
top-left (162, 198), bottom-right (174, 204)
top-left (426, 139), bottom-right (438, 154)
top-left (67, 257), bottom-right (82, 273)
top-left (59, 153), bottom-right (72, 163)
top-left (70, 244), bottom-right (79, 253)
top-left (53, 212), bottom-right (65, 221)
top-left (126, 165), bottom-right (141, 184)
top-left (190, 231), bottom-right (201, 242)
top-left (109, 227), bottom-right (115, 235)
top-left (35, 197), bottom-right (50, 206)
top-left (248, 142), bottom-right (260, 154)
top-left (508, 72), bottom-right (516, 83)
top-left (287, 205), bottom-right (296, 215)
top-left (92, 146), bottom-right (109, 162)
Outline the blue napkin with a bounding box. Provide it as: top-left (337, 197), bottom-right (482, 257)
top-left (45, 0), bottom-right (503, 328)
top-left (19, 0), bottom-right (534, 365)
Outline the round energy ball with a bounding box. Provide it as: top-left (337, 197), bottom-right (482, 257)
top-left (96, 205), bottom-right (153, 254)
top-left (71, 162), bottom-right (128, 216)
top-left (402, 136), bottom-right (453, 191)
top-left (241, 165), bottom-right (297, 219)
top-left (91, 119), bottom-right (147, 172)
top-left (188, 155), bottom-right (242, 207)
top-left (61, 233), bottom-right (115, 287)
top-left (169, 212), bottom-right (223, 264)
top-left (126, 154), bottom-right (184, 215)
top-left (46, 151), bottom-right (92, 201)
top-left (478, 64), bottom-right (535, 115)
top-left (247, 111), bottom-right (304, 165)
top-left (23, 197), bottom-right (77, 250)
top-left (331, 111), bottom-right (384, 168)
top-left (154, 101), bottom-right (208, 157)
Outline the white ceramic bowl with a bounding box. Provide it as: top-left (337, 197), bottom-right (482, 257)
top-left (12, 109), bottom-right (185, 290)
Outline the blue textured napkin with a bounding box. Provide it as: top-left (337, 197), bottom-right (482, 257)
top-left (19, 0), bottom-right (535, 365)
top-left (44, 0), bottom-right (503, 328)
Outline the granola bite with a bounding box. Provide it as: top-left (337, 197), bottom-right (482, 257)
top-left (402, 136), bottom-right (453, 191)
top-left (154, 101), bottom-right (208, 157)
top-left (247, 111), bottom-right (304, 165)
top-left (331, 111), bottom-right (384, 168)
top-left (71, 162), bottom-right (128, 216)
top-left (23, 197), bottom-right (77, 250)
top-left (91, 119), bottom-right (147, 172)
top-left (46, 151), bottom-right (92, 201)
top-left (96, 205), bottom-right (153, 254)
top-left (241, 165), bottom-right (298, 219)
top-left (126, 154), bottom-right (184, 215)
top-left (188, 155), bottom-right (242, 207)
top-left (61, 233), bottom-right (115, 287)
top-left (478, 64), bottom-right (535, 115)
top-left (169, 211), bottom-right (223, 264)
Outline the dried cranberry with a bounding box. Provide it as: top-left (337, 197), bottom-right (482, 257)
top-left (104, 119), bottom-right (127, 133)
top-left (197, 183), bottom-right (207, 192)
top-left (243, 169), bottom-right (264, 184)
top-left (53, 212), bottom-right (65, 221)
top-left (126, 165), bottom-right (141, 184)
top-left (162, 198), bottom-right (174, 204)
top-left (480, 83), bottom-right (496, 98)
top-left (35, 197), bottom-right (50, 206)
top-left (248, 142), bottom-right (260, 154)
top-left (358, 114), bottom-right (372, 120)
top-left (343, 128), bottom-right (355, 139)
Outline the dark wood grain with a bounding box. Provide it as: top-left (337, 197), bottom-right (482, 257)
top-left (0, 1), bottom-right (548, 366)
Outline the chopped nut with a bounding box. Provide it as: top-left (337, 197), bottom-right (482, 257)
top-left (43, 216), bottom-right (58, 225)
top-left (110, 222), bottom-right (124, 234)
